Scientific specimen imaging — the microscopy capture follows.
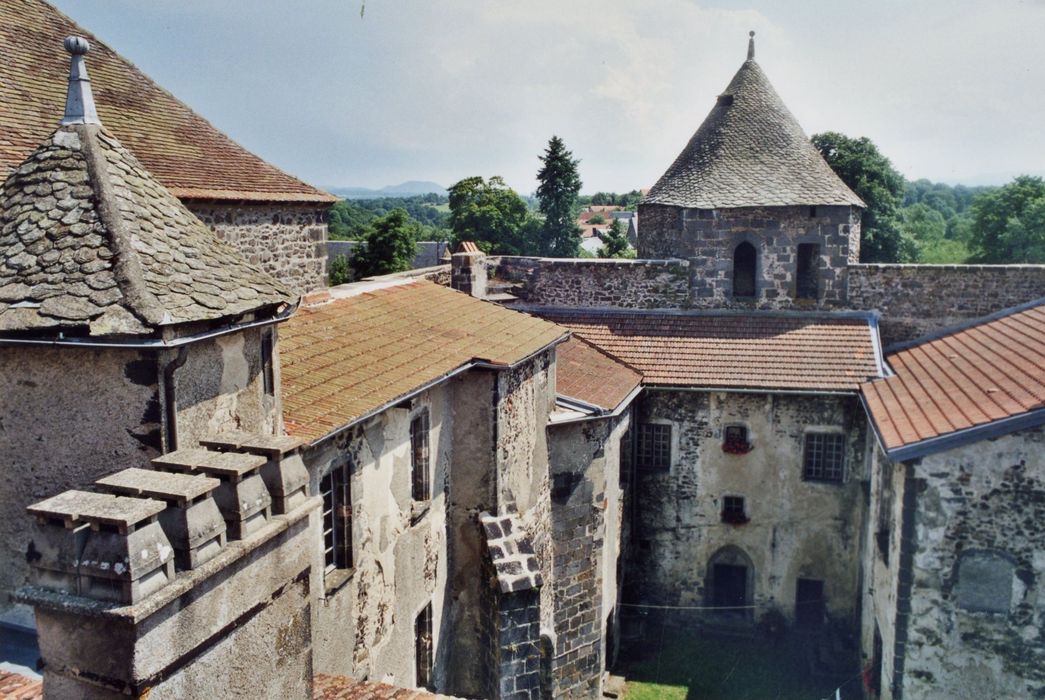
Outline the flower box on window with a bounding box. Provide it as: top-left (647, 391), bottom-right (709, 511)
top-left (722, 425), bottom-right (752, 454)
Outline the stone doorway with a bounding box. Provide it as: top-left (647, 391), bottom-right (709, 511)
top-left (707, 546), bottom-right (754, 617)
top-left (795, 578), bottom-right (825, 628)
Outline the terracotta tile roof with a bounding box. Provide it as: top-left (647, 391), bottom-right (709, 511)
top-left (556, 336), bottom-right (642, 411)
top-left (0, 125), bottom-right (292, 334)
top-left (643, 48), bottom-right (863, 210)
top-left (534, 308), bottom-right (881, 392)
top-left (0, 670), bottom-right (42, 699)
top-left (280, 281), bottom-right (567, 442)
top-left (0, 0), bottom-right (335, 204)
top-left (862, 301), bottom-right (1045, 458)
top-left (313, 674), bottom-right (461, 699)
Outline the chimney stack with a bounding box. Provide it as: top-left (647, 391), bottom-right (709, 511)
top-left (451, 241), bottom-right (487, 298)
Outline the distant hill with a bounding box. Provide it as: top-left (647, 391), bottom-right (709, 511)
top-left (328, 181), bottom-right (446, 199)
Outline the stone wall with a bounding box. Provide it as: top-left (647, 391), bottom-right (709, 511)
top-left (637, 204), bottom-right (860, 309)
top-left (547, 413), bottom-right (630, 698)
top-left (491, 256), bottom-right (690, 309)
top-left (848, 264), bottom-right (1045, 347)
top-left (882, 427), bottom-right (1045, 699)
top-left (627, 390), bottom-right (868, 626)
top-left (305, 383), bottom-right (453, 689)
top-left (189, 202), bottom-right (328, 295)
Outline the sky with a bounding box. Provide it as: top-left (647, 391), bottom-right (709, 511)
top-left (51, 0), bottom-right (1045, 195)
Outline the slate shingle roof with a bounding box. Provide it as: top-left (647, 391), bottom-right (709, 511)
top-left (0, 124), bottom-right (293, 334)
top-left (537, 308), bottom-right (881, 392)
top-left (643, 54), bottom-right (863, 209)
top-left (279, 281), bottom-right (568, 443)
top-left (0, 0), bottom-right (335, 204)
top-left (862, 301), bottom-right (1045, 457)
top-left (556, 336), bottom-right (642, 411)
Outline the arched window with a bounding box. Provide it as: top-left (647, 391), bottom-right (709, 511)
top-left (733, 242), bottom-right (757, 298)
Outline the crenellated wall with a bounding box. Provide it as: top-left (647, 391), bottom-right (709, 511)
top-left (848, 264), bottom-right (1045, 346)
top-left (189, 202), bottom-right (329, 295)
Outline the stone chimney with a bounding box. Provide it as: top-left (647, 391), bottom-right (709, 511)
top-left (451, 241), bottom-right (487, 298)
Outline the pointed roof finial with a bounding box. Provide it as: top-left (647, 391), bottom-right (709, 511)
top-left (747, 31), bottom-right (755, 61)
top-left (61, 36), bottom-right (101, 126)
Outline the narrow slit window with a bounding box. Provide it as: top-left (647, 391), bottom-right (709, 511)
top-left (261, 329), bottom-right (275, 396)
top-left (411, 410), bottom-right (431, 501)
top-left (415, 602), bottom-right (434, 689)
top-left (796, 243), bottom-right (820, 300)
top-left (733, 242), bottom-right (757, 298)
top-left (321, 462), bottom-right (353, 573)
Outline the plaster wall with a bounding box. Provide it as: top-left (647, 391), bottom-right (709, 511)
top-left (547, 412), bottom-right (630, 698)
top-left (628, 390), bottom-right (867, 625)
top-left (305, 383), bottom-right (452, 691)
top-left (0, 346), bottom-right (161, 615)
top-left (894, 427), bottom-right (1045, 699)
top-left (189, 202), bottom-right (328, 295)
top-left (637, 204), bottom-right (860, 309)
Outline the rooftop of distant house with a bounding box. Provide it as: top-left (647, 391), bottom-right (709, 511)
top-left (862, 299), bottom-right (1045, 460)
top-left (0, 0), bottom-right (335, 204)
top-left (279, 280), bottom-right (568, 443)
top-left (528, 306), bottom-right (884, 393)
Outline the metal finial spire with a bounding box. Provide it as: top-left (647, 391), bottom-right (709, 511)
top-left (747, 31), bottom-right (755, 60)
top-left (61, 36), bottom-right (100, 126)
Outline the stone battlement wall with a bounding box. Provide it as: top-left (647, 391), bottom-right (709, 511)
top-left (489, 256), bottom-right (691, 309)
top-left (848, 264), bottom-right (1045, 347)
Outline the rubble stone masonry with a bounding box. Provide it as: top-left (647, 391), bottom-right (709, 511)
top-left (189, 202), bottom-right (329, 295)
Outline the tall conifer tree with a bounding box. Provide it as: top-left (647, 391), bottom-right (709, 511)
top-left (536, 136), bottom-right (582, 257)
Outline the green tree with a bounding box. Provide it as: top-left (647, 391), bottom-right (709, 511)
top-left (350, 208), bottom-right (418, 277)
top-left (328, 253), bottom-right (352, 285)
top-left (903, 203), bottom-right (969, 263)
top-left (969, 175), bottom-right (1045, 263)
top-left (811, 132), bottom-right (915, 262)
top-left (598, 218), bottom-right (631, 258)
top-left (535, 136), bottom-right (583, 257)
top-left (588, 213), bottom-right (606, 225)
top-left (447, 176), bottom-right (538, 255)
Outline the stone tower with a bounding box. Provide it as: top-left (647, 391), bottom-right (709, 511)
top-left (638, 32), bottom-right (864, 308)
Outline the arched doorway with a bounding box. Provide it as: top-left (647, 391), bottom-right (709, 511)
top-left (732, 242), bottom-right (757, 298)
top-left (706, 546), bottom-right (754, 617)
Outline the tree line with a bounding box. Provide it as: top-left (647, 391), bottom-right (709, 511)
top-left (812, 132), bottom-right (1045, 264)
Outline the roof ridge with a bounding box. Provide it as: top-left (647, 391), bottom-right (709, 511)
top-left (78, 124), bottom-right (167, 326)
top-left (884, 296), bottom-right (1045, 354)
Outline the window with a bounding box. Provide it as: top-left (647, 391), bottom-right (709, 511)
top-left (796, 243), bottom-right (820, 300)
top-left (808, 206), bottom-right (817, 218)
top-left (261, 329), bottom-right (275, 396)
top-left (411, 410), bottom-right (430, 501)
top-left (722, 425), bottom-right (751, 454)
top-left (802, 433), bottom-right (845, 482)
top-left (636, 423), bottom-right (671, 471)
top-left (619, 429), bottom-right (632, 488)
top-left (721, 496), bottom-right (748, 524)
top-left (732, 242), bottom-right (757, 298)
top-left (415, 602), bottom-right (434, 690)
top-left (321, 462), bottom-right (352, 574)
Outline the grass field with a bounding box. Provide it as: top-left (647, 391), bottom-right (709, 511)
top-left (616, 624), bottom-right (862, 700)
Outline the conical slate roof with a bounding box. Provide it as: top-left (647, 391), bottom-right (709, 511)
top-left (0, 123), bottom-right (293, 335)
top-left (644, 39), bottom-right (864, 210)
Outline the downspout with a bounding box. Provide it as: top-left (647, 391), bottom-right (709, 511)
top-left (161, 346), bottom-right (189, 451)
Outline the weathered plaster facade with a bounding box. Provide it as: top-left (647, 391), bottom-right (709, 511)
top-left (637, 204), bottom-right (861, 309)
top-left (863, 427), bottom-right (1045, 699)
top-left (628, 390), bottom-right (867, 625)
top-left (189, 202), bottom-right (328, 295)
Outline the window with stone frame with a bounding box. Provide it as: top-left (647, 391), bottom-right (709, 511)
top-left (321, 461), bottom-right (353, 579)
top-left (636, 423), bottom-right (671, 472)
top-left (796, 243), bottom-right (820, 300)
top-left (411, 410), bottom-right (431, 501)
top-left (802, 432), bottom-right (846, 482)
top-left (733, 241), bottom-right (757, 298)
top-left (721, 495), bottom-right (748, 524)
top-left (261, 329), bottom-right (275, 396)
top-left (415, 602), bottom-right (434, 689)
top-left (722, 424), bottom-right (752, 454)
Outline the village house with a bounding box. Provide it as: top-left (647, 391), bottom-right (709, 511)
top-left (1, 9), bottom-right (1044, 700)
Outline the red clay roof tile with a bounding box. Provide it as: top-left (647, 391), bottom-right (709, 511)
top-left (556, 336), bottom-right (642, 411)
top-left (537, 308), bottom-right (881, 393)
top-left (862, 302), bottom-right (1045, 454)
top-left (280, 281), bottom-right (567, 442)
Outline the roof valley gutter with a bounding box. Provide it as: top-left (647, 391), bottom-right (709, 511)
top-left (305, 334), bottom-right (569, 446)
top-left (0, 303), bottom-right (297, 350)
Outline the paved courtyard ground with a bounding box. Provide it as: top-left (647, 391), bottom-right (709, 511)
top-left (615, 620), bottom-right (864, 700)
